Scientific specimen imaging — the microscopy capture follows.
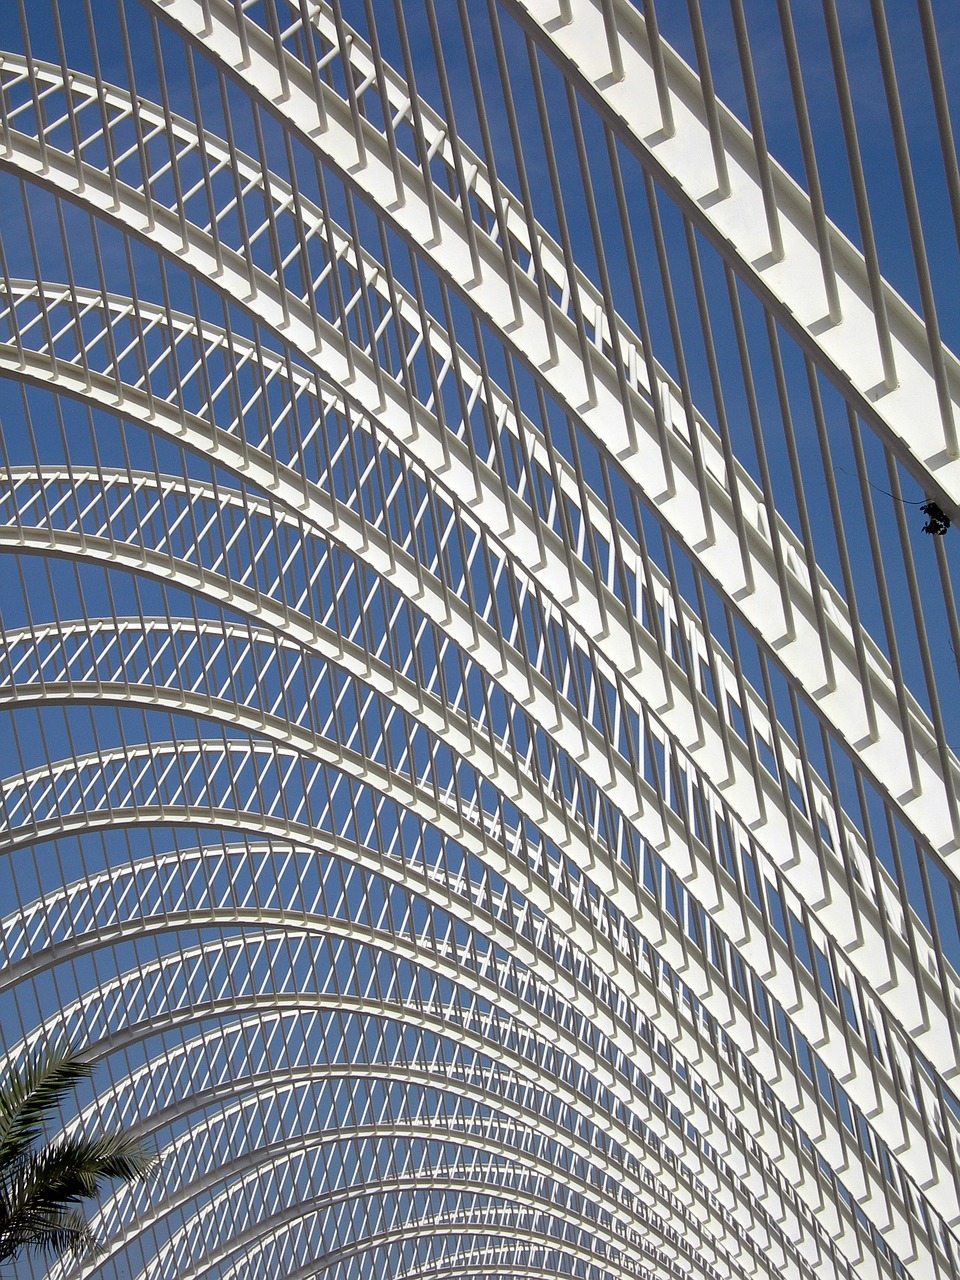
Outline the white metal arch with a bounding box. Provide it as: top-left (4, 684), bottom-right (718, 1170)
top-left (75, 1002), bottom-right (752, 1280)
top-left (3, 32), bottom-right (956, 888)
top-left (3, 282), bottom-right (957, 1249)
top-left (0, 747), bottom-right (843, 1279)
top-left (4, 818), bottom-right (880, 1280)
top-left (8, 909), bottom-right (780, 1280)
top-left (3, 277), bottom-right (949, 1052)
top-left (4, 80), bottom-right (956, 1231)
top-left (3, 114), bottom-right (925, 933)
top-left (63, 1060), bottom-right (717, 1280)
top-left (0, 543), bottom-right (949, 1274)
top-left (1, 3), bottom-right (959, 1280)
top-left (10, 289), bottom-right (953, 1108)
top-left (1, 28), bottom-right (955, 1098)
top-left (170, 1217), bottom-right (630, 1280)
top-left (500, 0), bottom-right (960, 512)
top-left (2, 472), bottom-right (956, 1262)
top-left (99, 1161), bottom-right (653, 1280)
top-left (1, 471), bottom-right (953, 1269)
top-left (0, 273), bottom-right (882, 927)
top-left (0, 763), bottom-right (863, 1280)
top-left (286, 1246), bottom-right (623, 1280)
top-left (148, 0), bottom-right (960, 865)
top-left (391, 1264), bottom-right (609, 1280)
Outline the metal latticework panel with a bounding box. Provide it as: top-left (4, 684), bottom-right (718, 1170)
top-left (1, 3), bottom-right (959, 1279)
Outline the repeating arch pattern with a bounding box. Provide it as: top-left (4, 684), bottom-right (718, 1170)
top-left (1, 3), bottom-right (960, 1280)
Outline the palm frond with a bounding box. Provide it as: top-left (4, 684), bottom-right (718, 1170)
top-left (0, 1204), bottom-right (99, 1263)
top-left (0, 1045), bottom-right (155, 1266)
top-left (69, 1131), bottom-right (157, 1183)
top-left (19, 1132), bottom-right (157, 1203)
top-left (0, 1045), bottom-right (91, 1169)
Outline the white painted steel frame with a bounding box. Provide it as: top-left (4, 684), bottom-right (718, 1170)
top-left (1, 3), bottom-right (959, 1280)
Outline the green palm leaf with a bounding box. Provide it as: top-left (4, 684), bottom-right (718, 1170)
top-left (0, 1045), bottom-right (156, 1264)
top-left (0, 1046), bottom-right (92, 1169)
top-left (0, 1204), bottom-right (99, 1263)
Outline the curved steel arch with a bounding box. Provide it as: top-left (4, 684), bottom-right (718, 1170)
top-left (3, 24), bottom-right (957, 1095)
top-left (0, 759), bottom-right (864, 1280)
top-left (10, 911), bottom-right (771, 1280)
top-left (4, 281), bottom-right (949, 1051)
top-left (1, 3), bottom-right (959, 1280)
top-left (3, 70), bottom-right (957, 1208)
top-left (500, 0), bottom-right (960, 510)
top-left (148, 0), bottom-right (960, 863)
top-left (285, 1246), bottom-right (626, 1280)
top-left (94, 1019), bottom-right (725, 1280)
top-left (68, 1066), bottom-right (712, 1280)
top-left (168, 1218), bottom-right (629, 1280)
top-left (3, 284), bottom-right (955, 1203)
top-left (92, 1159), bottom-right (653, 1280)
top-left (67, 1068), bottom-right (676, 1280)
top-left (390, 1264), bottom-right (614, 1280)
top-left (0, 759), bottom-right (831, 1280)
top-left (0, 576), bottom-right (949, 1272)
top-left (75, 1002), bottom-right (748, 1280)
top-left (0, 274), bottom-right (878, 916)
top-left (4, 117), bottom-right (925, 928)
top-left (3, 38), bottom-right (956, 883)
top-left (10, 289), bottom-right (950, 1096)
top-left (0, 435), bottom-right (947, 1264)
top-left (2, 478), bottom-right (955, 1256)
top-left (0, 731), bottom-right (936, 1280)
top-left (6, 819), bottom-right (881, 1280)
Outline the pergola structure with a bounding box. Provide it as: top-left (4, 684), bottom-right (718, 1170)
top-left (1, 3), bottom-right (959, 1278)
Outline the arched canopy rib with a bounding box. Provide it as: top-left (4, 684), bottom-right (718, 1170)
top-left (9, 280), bottom-right (951, 1094)
top-left (1, 4), bottom-right (958, 1279)
top-left (0, 755), bottom-right (884, 1280)
top-left (499, 0), bottom-right (960, 512)
top-left (58, 1046), bottom-right (721, 1280)
top-left (83, 1009), bottom-right (740, 1280)
top-left (4, 459), bottom-right (958, 1246)
top-left (156, 1217), bottom-right (633, 1280)
top-left (3, 271), bottom-right (957, 1202)
top-left (6, 888), bottom-right (794, 1280)
top-left (4, 20), bottom-right (956, 884)
top-left (91, 1163), bottom-right (657, 1280)
top-left (3, 62), bottom-right (957, 1177)
top-left (4, 504), bottom-right (957, 1272)
top-left (147, 0), bottom-right (960, 867)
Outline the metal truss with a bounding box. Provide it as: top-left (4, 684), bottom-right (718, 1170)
top-left (1, 3), bottom-right (959, 1280)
